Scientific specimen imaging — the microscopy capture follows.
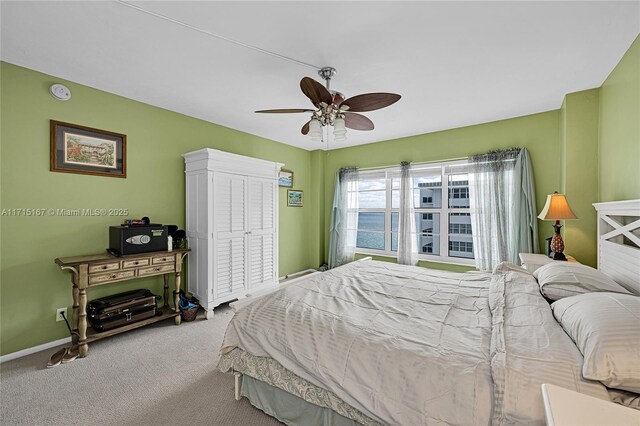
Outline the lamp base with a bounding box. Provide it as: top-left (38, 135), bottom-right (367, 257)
top-left (549, 251), bottom-right (567, 261)
top-left (547, 221), bottom-right (567, 260)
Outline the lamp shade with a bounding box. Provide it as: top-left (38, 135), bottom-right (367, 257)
top-left (309, 118), bottom-right (322, 142)
top-left (538, 192), bottom-right (578, 221)
top-left (333, 117), bottom-right (347, 141)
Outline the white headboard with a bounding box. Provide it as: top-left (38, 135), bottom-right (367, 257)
top-left (593, 199), bottom-right (640, 295)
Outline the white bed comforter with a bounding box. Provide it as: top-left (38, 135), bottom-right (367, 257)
top-left (221, 260), bottom-right (609, 425)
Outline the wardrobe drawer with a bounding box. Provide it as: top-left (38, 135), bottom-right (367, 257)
top-left (122, 258), bottom-right (150, 269)
top-left (138, 264), bottom-right (174, 277)
top-left (89, 262), bottom-right (120, 274)
top-left (152, 255), bottom-right (174, 265)
top-left (89, 270), bottom-right (135, 285)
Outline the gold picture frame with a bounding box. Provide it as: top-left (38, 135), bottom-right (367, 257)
top-left (287, 189), bottom-right (303, 207)
top-left (279, 169), bottom-right (294, 188)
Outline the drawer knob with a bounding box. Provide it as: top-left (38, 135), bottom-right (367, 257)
top-left (155, 267), bottom-right (160, 271)
top-left (102, 266), bottom-right (108, 269)
top-left (134, 261), bottom-right (139, 265)
top-left (111, 274), bottom-right (117, 279)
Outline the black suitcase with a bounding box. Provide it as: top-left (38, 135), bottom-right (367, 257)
top-left (87, 289), bottom-right (158, 332)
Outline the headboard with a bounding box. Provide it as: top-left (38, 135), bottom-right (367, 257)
top-left (593, 199), bottom-right (640, 295)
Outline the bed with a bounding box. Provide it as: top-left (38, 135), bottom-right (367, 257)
top-left (218, 200), bottom-right (640, 425)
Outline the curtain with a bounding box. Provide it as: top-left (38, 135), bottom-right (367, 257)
top-left (397, 162), bottom-right (418, 265)
top-left (513, 148), bottom-right (539, 258)
top-left (328, 167), bottom-right (359, 269)
top-left (469, 148), bottom-right (538, 270)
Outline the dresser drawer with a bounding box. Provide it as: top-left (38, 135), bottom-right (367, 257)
top-left (152, 254), bottom-right (174, 265)
top-left (89, 270), bottom-right (135, 285)
top-left (138, 264), bottom-right (174, 277)
top-left (89, 262), bottom-right (120, 274)
top-left (122, 258), bottom-right (150, 269)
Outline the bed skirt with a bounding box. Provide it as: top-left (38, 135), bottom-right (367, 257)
top-left (218, 348), bottom-right (380, 426)
top-left (242, 375), bottom-right (365, 426)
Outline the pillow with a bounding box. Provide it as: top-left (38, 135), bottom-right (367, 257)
top-left (608, 389), bottom-right (640, 410)
top-left (533, 262), bottom-right (630, 301)
top-left (551, 292), bottom-right (640, 393)
top-left (493, 261), bottom-right (532, 275)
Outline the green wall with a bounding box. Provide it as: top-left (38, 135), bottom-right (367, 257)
top-left (318, 34), bottom-right (639, 269)
top-left (2, 34), bottom-right (638, 356)
top-left (318, 111), bottom-right (561, 269)
top-left (308, 150), bottom-right (326, 269)
top-left (0, 62), bottom-right (313, 355)
top-left (599, 35), bottom-right (640, 202)
top-left (560, 89), bottom-right (600, 267)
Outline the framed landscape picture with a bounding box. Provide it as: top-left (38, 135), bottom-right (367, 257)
top-left (50, 120), bottom-right (126, 178)
top-left (287, 189), bottom-right (303, 207)
top-left (279, 169), bottom-right (293, 188)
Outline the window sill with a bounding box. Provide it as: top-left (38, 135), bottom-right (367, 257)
top-left (355, 249), bottom-right (476, 267)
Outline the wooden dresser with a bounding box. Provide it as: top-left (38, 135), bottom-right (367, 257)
top-left (55, 249), bottom-right (190, 357)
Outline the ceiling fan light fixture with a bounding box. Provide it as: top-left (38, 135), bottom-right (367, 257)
top-left (333, 116), bottom-right (347, 141)
top-left (309, 118), bottom-right (322, 141)
top-left (256, 67), bottom-right (400, 144)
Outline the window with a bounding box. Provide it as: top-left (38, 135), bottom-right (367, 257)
top-left (355, 161), bottom-right (474, 264)
top-left (449, 223), bottom-right (472, 234)
top-left (449, 241), bottom-right (473, 253)
top-left (355, 174), bottom-right (386, 251)
top-left (449, 187), bottom-right (469, 199)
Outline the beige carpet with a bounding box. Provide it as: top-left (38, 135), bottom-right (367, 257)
top-left (0, 304), bottom-right (281, 425)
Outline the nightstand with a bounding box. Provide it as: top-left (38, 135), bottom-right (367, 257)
top-left (519, 253), bottom-right (578, 273)
top-left (541, 384), bottom-right (640, 426)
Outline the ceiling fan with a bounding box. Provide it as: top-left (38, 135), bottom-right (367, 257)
top-left (255, 67), bottom-right (401, 142)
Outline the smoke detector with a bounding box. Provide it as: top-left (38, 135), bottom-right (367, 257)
top-left (49, 84), bottom-right (72, 101)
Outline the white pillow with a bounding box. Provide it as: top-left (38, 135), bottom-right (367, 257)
top-left (552, 292), bottom-right (640, 393)
top-left (533, 262), bottom-right (630, 301)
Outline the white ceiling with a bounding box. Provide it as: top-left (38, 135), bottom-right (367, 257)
top-left (2, 1), bottom-right (639, 151)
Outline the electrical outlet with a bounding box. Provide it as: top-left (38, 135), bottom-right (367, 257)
top-left (56, 307), bottom-right (67, 322)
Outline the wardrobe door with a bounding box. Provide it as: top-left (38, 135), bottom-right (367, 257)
top-left (213, 172), bottom-right (247, 299)
top-left (185, 170), bottom-right (210, 306)
top-left (247, 176), bottom-right (277, 290)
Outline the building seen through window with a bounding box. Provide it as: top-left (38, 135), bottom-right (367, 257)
top-left (355, 163), bottom-right (474, 262)
top-left (415, 175), bottom-right (473, 258)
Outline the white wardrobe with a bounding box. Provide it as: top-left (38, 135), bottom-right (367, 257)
top-left (183, 148), bottom-right (283, 318)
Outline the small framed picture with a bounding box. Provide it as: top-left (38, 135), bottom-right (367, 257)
top-left (287, 189), bottom-right (303, 207)
top-left (50, 120), bottom-right (126, 178)
top-left (279, 169), bottom-right (294, 188)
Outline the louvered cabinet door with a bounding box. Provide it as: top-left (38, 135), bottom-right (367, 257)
top-left (185, 171), bottom-right (209, 305)
top-left (247, 177), bottom-right (277, 290)
top-left (213, 172), bottom-right (247, 300)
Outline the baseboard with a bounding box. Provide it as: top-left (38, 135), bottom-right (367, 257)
top-left (278, 268), bottom-right (317, 281)
top-left (0, 336), bottom-right (71, 364)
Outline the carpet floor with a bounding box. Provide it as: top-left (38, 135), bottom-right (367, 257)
top-left (0, 304), bottom-right (282, 425)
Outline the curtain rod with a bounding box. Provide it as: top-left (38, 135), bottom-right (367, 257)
top-left (357, 156), bottom-right (469, 172)
top-left (356, 156), bottom-right (518, 173)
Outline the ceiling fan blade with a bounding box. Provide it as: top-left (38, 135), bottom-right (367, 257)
top-left (300, 77), bottom-right (332, 107)
top-left (255, 108), bottom-right (315, 113)
top-left (344, 112), bottom-right (374, 131)
top-left (332, 92), bottom-right (344, 106)
top-left (341, 93), bottom-right (401, 112)
top-left (301, 120), bottom-right (311, 135)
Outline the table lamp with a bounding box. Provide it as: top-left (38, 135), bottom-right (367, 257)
top-left (538, 192), bottom-right (577, 260)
